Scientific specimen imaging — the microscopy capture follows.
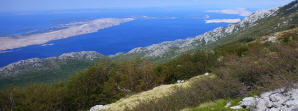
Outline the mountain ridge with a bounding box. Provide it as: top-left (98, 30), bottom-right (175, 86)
top-left (110, 7), bottom-right (280, 59)
top-left (0, 51), bottom-right (103, 77)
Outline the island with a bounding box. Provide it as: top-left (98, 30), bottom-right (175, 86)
top-left (0, 18), bottom-right (135, 50)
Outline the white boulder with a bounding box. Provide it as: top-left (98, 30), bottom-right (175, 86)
top-left (177, 80), bottom-right (185, 83)
top-left (266, 36), bottom-right (277, 42)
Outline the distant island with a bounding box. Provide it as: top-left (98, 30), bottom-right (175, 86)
top-left (0, 18), bottom-right (135, 50)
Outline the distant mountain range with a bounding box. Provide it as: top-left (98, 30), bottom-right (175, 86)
top-left (0, 0), bottom-right (297, 88)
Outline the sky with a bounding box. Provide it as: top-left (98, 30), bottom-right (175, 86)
top-left (0, 0), bottom-right (293, 12)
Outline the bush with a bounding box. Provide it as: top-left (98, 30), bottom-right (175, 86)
top-left (157, 50), bottom-right (218, 83)
top-left (214, 42), bottom-right (298, 91)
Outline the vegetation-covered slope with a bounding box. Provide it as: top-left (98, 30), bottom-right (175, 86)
top-left (0, 51), bottom-right (104, 88)
top-left (128, 27), bottom-right (298, 111)
top-left (0, 27), bottom-right (297, 111)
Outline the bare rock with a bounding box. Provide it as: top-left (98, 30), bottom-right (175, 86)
top-left (231, 88), bottom-right (298, 111)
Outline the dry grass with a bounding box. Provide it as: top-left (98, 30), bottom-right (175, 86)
top-left (260, 27), bottom-right (298, 42)
top-left (102, 74), bottom-right (215, 111)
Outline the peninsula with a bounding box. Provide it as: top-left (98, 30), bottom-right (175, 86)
top-left (0, 18), bottom-right (135, 50)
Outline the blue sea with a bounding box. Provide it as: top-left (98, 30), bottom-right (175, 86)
top-left (0, 9), bottom-right (243, 67)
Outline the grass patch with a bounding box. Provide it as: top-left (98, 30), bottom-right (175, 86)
top-left (185, 99), bottom-right (247, 111)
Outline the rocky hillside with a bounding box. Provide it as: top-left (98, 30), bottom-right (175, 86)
top-left (111, 9), bottom-right (278, 58)
top-left (230, 88), bottom-right (298, 111)
top-left (112, 0), bottom-right (297, 60)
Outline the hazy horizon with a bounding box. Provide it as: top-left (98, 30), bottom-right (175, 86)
top-left (0, 0), bottom-right (293, 12)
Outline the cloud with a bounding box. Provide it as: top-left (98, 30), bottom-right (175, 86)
top-left (206, 8), bottom-right (252, 16)
top-left (205, 19), bottom-right (241, 23)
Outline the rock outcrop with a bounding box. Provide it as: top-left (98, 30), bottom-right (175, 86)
top-left (231, 88), bottom-right (298, 111)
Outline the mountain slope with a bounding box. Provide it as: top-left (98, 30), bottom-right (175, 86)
top-left (90, 1), bottom-right (298, 111)
top-left (0, 51), bottom-right (104, 88)
top-left (93, 26), bottom-right (298, 111)
top-left (111, 1), bottom-right (297, 61)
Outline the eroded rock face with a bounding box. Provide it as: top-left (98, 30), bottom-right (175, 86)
top-left (231, 88), bottom-right (298, 111)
